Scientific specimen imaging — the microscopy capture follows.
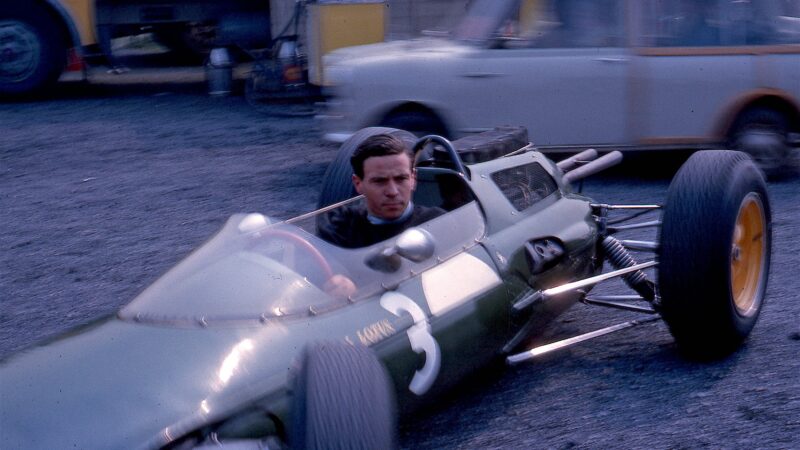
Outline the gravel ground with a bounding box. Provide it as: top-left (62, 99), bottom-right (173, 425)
top-left (1, 79), bottom-right (798, 449)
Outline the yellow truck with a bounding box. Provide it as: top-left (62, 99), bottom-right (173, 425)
top-left (0, 0), bottom-right (387, 96)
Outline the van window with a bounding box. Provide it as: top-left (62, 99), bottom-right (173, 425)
top-left (639, 0), bottom-right (800, 47)
top-left (524, 0), bottom-right (625, 48)
top-left (453, 0), bottom-right (625, 49)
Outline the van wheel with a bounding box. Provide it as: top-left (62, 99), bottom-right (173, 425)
top-left (659, 150), bottom-right (771, 358)
top-left (317, 126), bottom-right (416, 208)
top-left (380, 109), bottom-right (448, 139)
top-left (730, 108), bottom-right (791, 177)
top-left (0, 4), bottom-right (66, 96)
top-left (291, 341), bottom-right (396, 450)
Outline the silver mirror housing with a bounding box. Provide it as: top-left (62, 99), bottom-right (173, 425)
top-left (395, 228), bottom-right (436, 262)
top-left (365, 228), bottom-right (436, 273)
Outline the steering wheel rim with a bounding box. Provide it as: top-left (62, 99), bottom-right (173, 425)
top-left (256, 229), bottom-right (334, 281)
top-left (412, 134), bottom-right (469, 179)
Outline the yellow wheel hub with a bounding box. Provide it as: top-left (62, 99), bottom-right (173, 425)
top-left (730, 194), bottom-right (766, 316)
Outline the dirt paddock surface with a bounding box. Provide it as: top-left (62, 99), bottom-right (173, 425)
top-left (1, 79), bottom-right (799, 449)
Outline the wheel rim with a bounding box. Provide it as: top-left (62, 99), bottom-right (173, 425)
top-left (730, 193), bottom-right (766, 316)
top-left (0, 21), bottom-right (40, 82)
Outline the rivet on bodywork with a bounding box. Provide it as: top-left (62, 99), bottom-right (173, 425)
top-left (381, 282), bottom-right (400, 291)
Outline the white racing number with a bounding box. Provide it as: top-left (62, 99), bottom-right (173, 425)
top-left (380, 291), bottom-right (441, 395)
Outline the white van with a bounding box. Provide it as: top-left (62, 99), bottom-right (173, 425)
top-left (320, 0), bottom-right (800, 172)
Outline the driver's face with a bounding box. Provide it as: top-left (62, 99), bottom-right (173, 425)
top-left (353, 153), bottom-right (416, 220)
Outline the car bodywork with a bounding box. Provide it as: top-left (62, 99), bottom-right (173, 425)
top-left (0, 127), bottom-right (771, 449)
top-left (0, 134), bottom-right (599, 448)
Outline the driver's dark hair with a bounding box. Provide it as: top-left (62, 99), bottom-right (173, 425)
top-left (350, 134), bottom-right (414, 179)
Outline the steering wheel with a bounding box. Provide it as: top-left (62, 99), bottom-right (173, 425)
top-left (256, 229), bottom-right (334, 282)
top-left (412, 135), bottom-right (469, 180)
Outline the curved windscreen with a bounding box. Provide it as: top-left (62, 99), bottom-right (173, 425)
top-left (120, 175), bottom-right (485, 325)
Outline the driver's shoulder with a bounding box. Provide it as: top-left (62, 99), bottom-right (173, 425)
top-left (316, 204), bottom-right (370, 248)
top-left (411, 204), bottom-right (446, 224)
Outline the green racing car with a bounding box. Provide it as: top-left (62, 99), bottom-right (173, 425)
top-left (0, 126), bottom-right (771, 449)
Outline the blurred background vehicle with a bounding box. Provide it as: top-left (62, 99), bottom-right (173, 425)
top-left (3, 0), bottom-right (466, 98)
top-left (320, 0), bottom-right (800, 173)
top-left (1, 0), bottom-right (270, 96)
top-left (0, 1), bottom-right (478, 100)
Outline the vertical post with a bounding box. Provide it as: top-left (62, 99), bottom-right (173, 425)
top-left (206, 47), bottom-right (233, 96)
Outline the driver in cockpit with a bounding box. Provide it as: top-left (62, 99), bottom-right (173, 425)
top-left (318, 133), bottom-right (445, 298)
top-left (318, 133), bottom-right (445, 249)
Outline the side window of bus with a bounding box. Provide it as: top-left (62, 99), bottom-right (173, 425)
top-left (640, 0), bottom-right (800, 47)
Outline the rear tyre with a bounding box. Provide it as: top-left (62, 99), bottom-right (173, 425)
top-left (317, 126), bottom-right (416, 208)
top-left (0, 4), bottom-right (66, 97)
top-left (380, 109), bottom-right (448, 139)
top-left (659, 150), bottom-right (771, 358)
top-left (291, 341), bottom-right (397, 450)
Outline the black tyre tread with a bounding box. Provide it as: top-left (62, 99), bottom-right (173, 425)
top-left (317, 127), bottom-right (416, 208)
top-left (380, 110), bottom-right (448, 138)
top-left (449, 126), bottom-right (529, 164)
top-left (0, 3), bottom-right (67, 96)
top-left (730, 107), bottom-right (791, 176)
top-left (733, 108), bottom-right (789, 134)
top-left (292, 341), bottom-right (396, 450)
top-left (659, 150), bottom-right (771, 356)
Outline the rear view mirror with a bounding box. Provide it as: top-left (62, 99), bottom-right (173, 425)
top-left (395, 228), bottom-right (436, 262)
top-left (365, 228), bottom-right (436, 273)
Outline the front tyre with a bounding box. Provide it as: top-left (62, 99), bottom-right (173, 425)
top-left (0, 4), bottom-right (66, 97)
top-left (291, 341), bottom-right (397, 450)
top-left (659, 150), bottom-right (771, 357)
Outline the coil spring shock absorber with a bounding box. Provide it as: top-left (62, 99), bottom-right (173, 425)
top-left (602, 236), bottom-right (656, 302)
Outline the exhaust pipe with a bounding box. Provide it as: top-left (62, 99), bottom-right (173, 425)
top-left (563, 150), bottom-right (623, 184)
top-left (556, 148), bottom-right (598, 171)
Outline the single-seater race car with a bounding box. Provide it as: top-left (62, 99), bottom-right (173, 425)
top-left (0, 127), bottom-right (771, 449)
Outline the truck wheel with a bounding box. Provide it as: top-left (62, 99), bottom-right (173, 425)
top-left (291, 341), bottom-right (396, 450)
top-left (0, 4), bottom-right (66, 96)
top-left (730, 108), bottom-right (791, 177)
top-left (380, 109), bottom-right (449, 139)
top-left (317, 127), bottom-right (416, 208)
top-left (659, 150), bottom-right (771, 357)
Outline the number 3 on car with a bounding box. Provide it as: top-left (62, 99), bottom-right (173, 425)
top-left (380, 291), bottom-right (441, 395)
